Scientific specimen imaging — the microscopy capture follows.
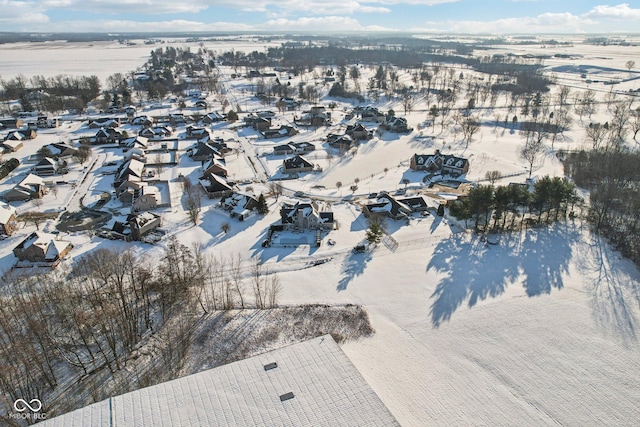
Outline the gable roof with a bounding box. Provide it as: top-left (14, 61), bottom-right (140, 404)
top-left (39, 335), bottom-right (399, 427)
top-left (0, 202), bottom-right (16, 224)
top-left (283, 155), bottom-right (314, 170)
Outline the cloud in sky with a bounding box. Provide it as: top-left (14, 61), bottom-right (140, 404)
top-left (1, 1), bottom-right (640, 33)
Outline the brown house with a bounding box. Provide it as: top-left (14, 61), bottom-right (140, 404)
top-left (13, 231), bottom-right (73, 265)
top-left (0, 202), bottom-right (18, 236)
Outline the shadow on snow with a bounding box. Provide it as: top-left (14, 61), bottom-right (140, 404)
top-left (427, 223), bottom-right (580, 327)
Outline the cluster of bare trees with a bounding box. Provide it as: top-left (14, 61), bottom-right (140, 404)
top-left (564, 149), bottom-right (640, 266)
top-left (1, 74), bottom-right (101, 114)
top-left (0, 239), bottom-right (282, 418)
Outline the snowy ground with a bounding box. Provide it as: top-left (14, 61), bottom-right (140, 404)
top-left (0, 36), bottom-right (639, 425)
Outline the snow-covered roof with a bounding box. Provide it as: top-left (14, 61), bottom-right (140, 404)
top-left (40, 335), bottom-right (398, 427)
top-left (0, 202), bottom-right (16, 224)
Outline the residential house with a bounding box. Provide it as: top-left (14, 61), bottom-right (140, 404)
top-left (88, 118), bottom-right (120, 129)
top-left (13, 231), bottom-right (73, 265)
top-left (282, 155), bottom-right (314, 174)
top-left (382, 116), bottom-right (411, 133)
top-left (0, 202), bottom-right (18, 235)
top-left (128, 212), bottom-right (162, 240)
top-left (115, 158), bottom-right (145, 187)
top-left (0, 118), bottom-right (23, 129)
top-left (34, 157), bottom-right (65, 176)
top-left (295, 106), bottom-right (330, 127)
top-left (185, 126), bottom-right (210, 140)
top-left (280, 201), bottom-right (334, 231)
top-left (132, 115), bottom-right (154, 127)
top-left (357, 106), bottom-right (386, 123)
top-left (262, 125), bottom-right (298, 139)
top-left (3, 174), bottom-right (46, 201)
top-left (199, 174), bottom-right (233, 198)
top-left (221, 192), bottom-right (260, 221)
top-left (7, 129), bottom-right (37, 140)
top-left (201, 157), bottom-right (228, 178)
top-left (93, 127), bottom-right (122, 144)
top-left (169, 113), bottom-right (187, 126)
top-left (272, 141), bottom-right (315, 156)
top-left (45, 142), bottom-right (78, 158)
top-left (327, 134), bottom-right (355, 151)
top-left (277, 97), bottom-right (298, 111)
top-left (121, 136), bottom-right (149, 150)
top-left (116, 179), bottom-right (145, 202)
top-left (1, 139), bottom-right (23, 153)
top-left (194, 100), bottom-right (208, 109)
top-left (409, 150), bottom-right (469, 176)
top-left (245, 115), bottom-right (271, 131)
top-left (346, 123), bottom-right (373, 140)
top-left (139, 126), bottom-right (172, 139)
top-left (203, 111), bottom-right (225, 124)
top-left (362, 194), bottom-right (428, 220)
top-left (133, 186), bottom-right (165, 211)
top-left (189, 142), bottom-right (222, 162)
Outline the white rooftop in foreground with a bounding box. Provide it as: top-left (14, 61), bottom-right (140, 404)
top-left (41, 335), bottom-right (399, 427)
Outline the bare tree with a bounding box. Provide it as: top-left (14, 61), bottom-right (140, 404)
top-left (485, 170), bottom-right (502, 185)
top-left (461, 115), bottom-right (480, 147)
top-left (626, 60), bottom-right (635, 72)
top-left (520, 138), bottom-right (545, 178)
top-left (221, 222), bottom-right (231, 234)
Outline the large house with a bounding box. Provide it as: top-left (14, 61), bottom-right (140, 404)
top-left (0, 202), bottom-right (17, 236)
top-left (189, 142), bottom-right (222, 162)
top-left (282, 155), bottom-right (314, 174)
top-left (409, 150), bottom-right (469, 176)
top-left (3, 174), bottom-right (46, 201)
top-left (273, 141), bottom-right (315, 156)
top-left (202, 157), bottom-right (228, 178)
top-left (115, 158), bottom-right (145, 187)
top-left (362, 194), bottom-right (429, 220)
top-left (262, 125), bottom-right (298, 139)
top-left (280, 201), bottom-right (334, 231)
top-left (381, 116), bottom-right (411, 133)
top-left (93, 127), bottom-right (123, 144)
top-left (13, 231), bottom-right (73, 266)
top-left (34, 157), bottom-right (65, 176)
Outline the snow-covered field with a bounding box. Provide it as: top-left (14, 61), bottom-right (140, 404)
top-left (0, 36), bottom-right (639, 425)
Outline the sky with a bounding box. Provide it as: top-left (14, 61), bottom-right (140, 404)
top-left (1, 0), bottom-right (640, 34)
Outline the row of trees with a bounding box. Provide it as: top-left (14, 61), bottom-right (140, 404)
top-left (449, 176), bottom-right (580, 232)
top-left (1, 74), bottom-right (101, 114)
top-left (0, 240), bottom-right (282, 419)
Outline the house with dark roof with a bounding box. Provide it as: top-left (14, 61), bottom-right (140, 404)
top-left (280, 201), bottom-right (334, 231)
top-left (33, 157), bottom-right (65, 176)
top-left (282, 155), bottom-right (314, 174)
top-left (381, 116), bottom-right (411, 133)
top-left (186, 126), bottom-right (210, 140)
top-left (221, 193), bottom-right (260, 221)
top-left (121, 136), bottom-right (149, 150)
top-left (346, 123), bottom-right (373, 140)
top-left (132, 115), bottom-right (154, 127)
top-left (0, 118), bottom-right (23, 129)
top-left (190, 142), bottom-right (222, 162)
top-left (201, 157), bottom-right (228, 178)
top-left (262, 125), bottom-right (298, 139)
top-left (115, 158), bottom-right (145, 187)
top-left (362, 194), bottom-right (428, 220)
top-left (327, 134), bottom-right (355, 151)
top-left (409, 150), bottom-right (469, 176)
top-left (45, 142), bottom-right (78, 158)
top-left (199, 174), bottom-right (233, 199)
top-left (357, 106), bottom-right (386, 123)
top-left (87, 118), bottom-right (120, 129)
top-left (93, 127), bottom-right (122, 144)
top-left (273, 141), bottom-right (315, 156)
top-left (203, 111), bottom-right (225, 124)
top-left (111, 212), bottom-right (162, 241)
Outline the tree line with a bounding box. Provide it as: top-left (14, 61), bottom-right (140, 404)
top-left (449, 176), bottom-right (580, 232)
top-left (563, 149), bottom-right (640, 266)
top-left (0, 74), bottom-right (101, 114)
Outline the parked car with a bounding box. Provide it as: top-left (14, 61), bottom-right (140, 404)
top-left (368, 192), bottom-right (378, 199)
top-left (293, 191), bottom-right (305, 197)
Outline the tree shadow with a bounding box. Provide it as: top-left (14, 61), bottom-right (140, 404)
top-left (338, 250), bottom-right (373, 291)
top-left (427, 224), bottom-right (579, 327)
top-left (576, 234), bottom-right (640, 343)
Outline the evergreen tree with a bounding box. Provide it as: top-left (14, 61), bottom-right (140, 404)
top-left (257, 193), bottom-right (268, 215)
